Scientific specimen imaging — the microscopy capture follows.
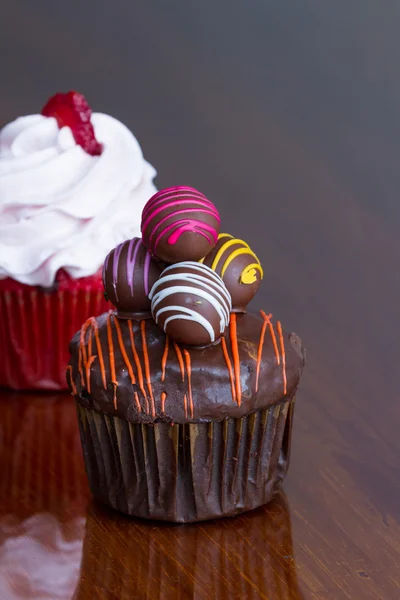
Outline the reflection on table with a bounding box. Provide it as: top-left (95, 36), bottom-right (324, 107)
top-left (0, 392), bottom-right (88, 599)
top-left (75, 491), bottom-right (303, 600)
top-left (0, 391), bottom-right (303, 600)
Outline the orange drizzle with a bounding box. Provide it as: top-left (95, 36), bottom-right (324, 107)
top-left (87, 324), bottom-right (93, 360)
top-left (85, 357), bottom-right (96, 395)
top-left (161, 336), bottom-right (169, 382)
top-left (183, 350), bottom-right (194, 418)
top-left (161, 391), bottom-right (167, 413)
top-left (77, 340), bottom-right (83, 386)
top-left (255, 315), bottom-right (269, 393)
top-left (91, 317), bottom-right (106, 389)
top-left (229, 314), bottom-right (241, 406)
top-left (173, 342), bottom-right (185, 382)
top-left (78, 319), bottom-right (90, 386)
top-left (141, 320), bottom-right (156, 418)
top-left (80, 320), bottom-right (89, 365)
top-left (107, 312), bottom-right (118, 409)
top-left (113, 316), bottom-right (136, 385)
top-left (276, 321), bottom-right (287, 395)
top-left (66, 365), bottom-right (77, 395)
top-left (85, 327), bottom-right (94, 394)
top-left (183, 393), bottom-right (188, 419)
top-left (128, 320), bottom-right (149, 414)
top-left (134, 391), bottom-right (142, 413)
top-left (113, 316), bottom-right (142, 411)
top-left (221, 337), bottom-right (236, 403)
top-left (260, 310), bottom-right (280, 365)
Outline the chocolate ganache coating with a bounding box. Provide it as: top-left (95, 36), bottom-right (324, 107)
top-left (68, 311), bottom-right (305, 424)
top-left (201, 233), bottom-right (263, 312)
top-left (149, 261), bottom-right (232, 347)
top-left (102, 238), bottom-right (162, 318)
top-left (141, 186), bottom-right (220, 263)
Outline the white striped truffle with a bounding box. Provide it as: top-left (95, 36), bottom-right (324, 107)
top-left (149, 262), bottom-right (232, 347)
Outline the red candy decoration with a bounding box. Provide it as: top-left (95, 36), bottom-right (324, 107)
top-left (41, 91), bottom-right (102, 156)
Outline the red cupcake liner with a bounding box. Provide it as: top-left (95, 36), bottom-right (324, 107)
top-left (0, 270), bottom-right (109, 390)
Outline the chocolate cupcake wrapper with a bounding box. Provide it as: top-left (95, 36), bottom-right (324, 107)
top-left (0, 285), bottom-right (107, 390)
top-left (76, 393), bottom-right (296, 523)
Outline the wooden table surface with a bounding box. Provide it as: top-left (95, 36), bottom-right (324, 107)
top-left (1, 1), bottom-right (400, 598)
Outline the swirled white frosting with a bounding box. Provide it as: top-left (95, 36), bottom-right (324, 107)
top-left (0, 113), bottom-right (157, 286)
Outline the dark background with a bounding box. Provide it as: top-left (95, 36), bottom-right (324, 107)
top-left (1, 2), bottom-right (400, 598)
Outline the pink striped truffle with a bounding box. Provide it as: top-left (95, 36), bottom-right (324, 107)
top-left (141, 186), bottom-right (220, 263)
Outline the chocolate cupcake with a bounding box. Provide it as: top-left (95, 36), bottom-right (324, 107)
top-left (68, 187), bottom-right (305, 523)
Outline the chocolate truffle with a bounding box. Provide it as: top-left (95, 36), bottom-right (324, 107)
top-left (141, 186), bottom-right (220, 263)
top-left (102, 237), bottom-right (162, 318)
top-left (148, 261), bottom-right (232, 346)
top-left (202, 233), bottom-right (263, 312)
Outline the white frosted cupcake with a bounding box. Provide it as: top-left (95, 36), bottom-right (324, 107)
top-left (0, 91), bottom-right (156, 390)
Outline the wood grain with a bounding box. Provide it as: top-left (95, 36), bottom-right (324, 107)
top-left (1, 1), bottom-right (400, 598)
